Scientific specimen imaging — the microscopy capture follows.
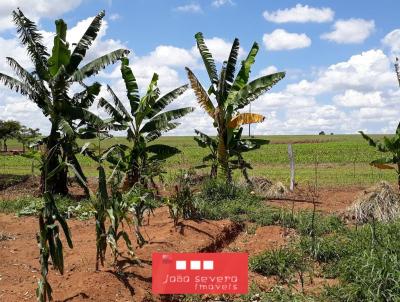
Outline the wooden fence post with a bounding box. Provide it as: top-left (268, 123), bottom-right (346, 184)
top-left (288, 144), bottom-right (295, 192)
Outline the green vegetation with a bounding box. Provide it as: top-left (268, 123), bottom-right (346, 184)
top-left (1, 134), bottom-right (395, 187)
top-left (249, 247), bottom-right (307, 284)
top-left (0, 9), bottom-right (128, 195)
top-left (187, 32), bottom-right (284, 181)
top-left (99, 57), bottom-right (193, 189)
top-left (0, 174), bottom-right (28, 190)
top-left (360, 122), bottom-right (400, 190)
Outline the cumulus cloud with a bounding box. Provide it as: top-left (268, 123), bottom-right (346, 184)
top-left (286, 49), bottom-right (396, 96)
top-left (321, 19), bottom-right (375, 44)
top-left (333, 90), bottom-right (384, 107)
top-left (263, 4), bottom-right (334, 23)
top-left (263, 29), bottom-right (311, 51)
top-left (0, 0), bottom-right (83, 31)
top-left (382, 29), bottom-right (400, 56)
top-left (173, 3), bottom-right (202, 13)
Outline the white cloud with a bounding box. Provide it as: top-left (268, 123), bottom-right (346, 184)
top-left (142, 45), bottom-right (198, 68)
top-left (356, 107), bottom-right (399, 122)
top-left (263, 4), bottom-right (334, 23)
top-left (212, 0), bottom-right (235, 8)
top-left (0, 0), bottom-right (83, 32)
top-left (263, 29), bottom-right (311, 51)
top-left (174, 3), bottom-right (202, 13)
top-left (333, 90), bottom-right (384, 107)
top-left (258, 65), bottom-right (278, 76)
top-left (321, 19), bottom-right (375, 44)
top-left (382, 29), bottom-right (400, 56)
top-left (287, 49), bottom-right (396, 95)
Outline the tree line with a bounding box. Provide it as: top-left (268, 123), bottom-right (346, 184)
top-left (0, 119), bottom-right (41, 152)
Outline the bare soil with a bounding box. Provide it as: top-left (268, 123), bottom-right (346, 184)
top-left (0, 178), bottom-right (366, 301)
top-left (266, 186), bottom-right (364, 214)
top-left (0, 208), bottom-right (242, 301)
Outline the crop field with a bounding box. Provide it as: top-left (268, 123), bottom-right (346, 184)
top-left (1, 134), bottom-right (395, 187)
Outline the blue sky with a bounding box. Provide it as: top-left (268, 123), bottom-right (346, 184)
top-left (0, 0), bottom-right (400, 135)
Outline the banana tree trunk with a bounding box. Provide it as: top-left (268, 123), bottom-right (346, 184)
top-left (217, 127), bottom-right (231, 182)
top-left (210, 163), bottom-right (217, 178)
top-left (398, 162), bottom-right (400, 192)
top-left (41, 123), bottom-right (68, 195)
top-left (122, 149), bottom-right (141, 191)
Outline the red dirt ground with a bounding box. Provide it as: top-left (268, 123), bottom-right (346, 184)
top-left (0, 207), bottom-right (243, 301)
top-left (0, 178), bottom-right (365, 301)
top-left (267, 186), bottom-right (364, 214)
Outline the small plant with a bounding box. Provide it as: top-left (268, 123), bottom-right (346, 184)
top-left (249, 247), bottom-right (307, 287)
top-left (201, 178), bottom-right (242, 201)
top-left (106, 171), bottom-right (135, 265)
top-left (167, 170), bottom-right (199, 226)
top-left (125, 184), bottom-right (159, 246)
top-left (36, 192), bottom-right (73, 301)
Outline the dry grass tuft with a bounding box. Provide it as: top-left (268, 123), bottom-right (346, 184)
top-left (249, 177), bottom-right (288, 199)
top-left (346, 181), bottom-right (400, 223)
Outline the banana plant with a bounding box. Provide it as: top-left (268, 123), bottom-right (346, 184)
top-left (99, 57), bottom-right (194, 189)
top-left (194, 129), bottom-right (218, 177)
top-left (194, 128), bottom-right (269, 184)
top-left (0, 9), bottom-right (129, 195)
top-left (186, 32), bottom-right (285, 182)
top-left (79, 118), bottom-right (126, 270)
top-left (107, 169), bottom-right (135, 265)
top-left (360, 124), bottom-right (400, 190)
top-left (36, 146), bottom-right (73, 302)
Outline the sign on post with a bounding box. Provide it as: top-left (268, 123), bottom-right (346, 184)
top-left (152, 252), bottom-right (248, 294)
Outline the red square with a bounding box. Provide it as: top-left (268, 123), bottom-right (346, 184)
top-left (152, 252), bottom-right (248, 294)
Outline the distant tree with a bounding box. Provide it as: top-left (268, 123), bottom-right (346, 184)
top-left (17, 126), bottom-right (41, 152)
top-left (330, 132), bottom-right (334, 135)
top-left (0, 120), bottom-right (21, 151)
top-left (319, 131), bottom-right (326, 135)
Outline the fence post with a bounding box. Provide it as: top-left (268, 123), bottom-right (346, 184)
top-left (288, 144), bottom-right (295, 192)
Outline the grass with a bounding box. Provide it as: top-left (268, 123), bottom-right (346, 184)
top-left (249, 246), bottom-right (307, 283)
top-left (195, 180), bottom-right (400, 301)
top-left (0, 134), bottom-right (397, 187)
top-left (0, 195), bottom-right (94, 219)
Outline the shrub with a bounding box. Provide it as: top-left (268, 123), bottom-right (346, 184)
top-left (201, 178), bottom-right (244, 202)
top-left (166, 170), bottom-right (200, 226)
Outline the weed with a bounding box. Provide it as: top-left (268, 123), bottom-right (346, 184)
top-left (166, 170), bottom-right (200, 226)
top-left (249, 247), bottom-right (307, 285)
